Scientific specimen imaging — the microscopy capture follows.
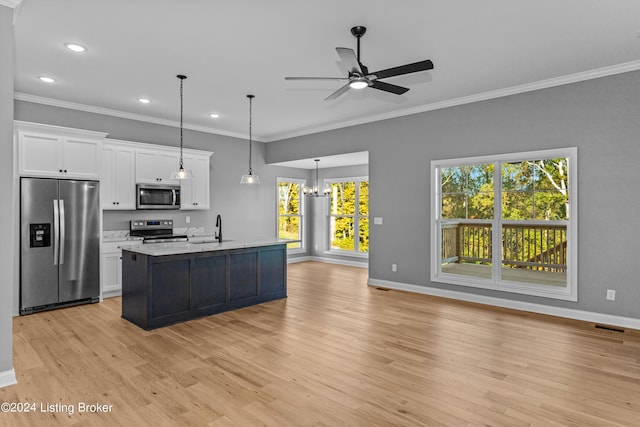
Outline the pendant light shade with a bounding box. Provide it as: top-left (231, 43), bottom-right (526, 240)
top-left (240, 94), bottom-right (261, 184)
top-left (170, 74), bottom-right (193, 180)
top-left (303, 159), bottom-right (330, 197)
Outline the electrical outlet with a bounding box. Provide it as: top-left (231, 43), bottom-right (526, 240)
top-left (314, 245), bottom-right (318, 251)
top-left (606, 289), bottom-right (616, 301)
top-left (374, 217), bottom-right (383, 225)
top-left (392, 263), bottom-right (397, 272)
top-left (185, 216), bottom-right (191, 224)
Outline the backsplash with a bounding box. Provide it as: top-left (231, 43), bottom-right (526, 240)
top-left (103, 226), bottom-right (208, 241)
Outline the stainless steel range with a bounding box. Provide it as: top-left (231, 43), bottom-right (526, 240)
top-left (130, 219), bottom-right (188, 243)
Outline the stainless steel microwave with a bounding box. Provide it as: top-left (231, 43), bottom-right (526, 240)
top-left (136, 184), bottom-right (181, 210)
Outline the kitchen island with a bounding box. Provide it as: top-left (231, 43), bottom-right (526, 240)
top-left (121, 239), bottom-right (288, 330)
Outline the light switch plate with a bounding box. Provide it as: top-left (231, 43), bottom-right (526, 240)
top-left (374, 217), bottom-right (383, 225)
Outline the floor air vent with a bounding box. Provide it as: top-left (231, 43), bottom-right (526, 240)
top-left (595, 324), bottom-right (625, 333)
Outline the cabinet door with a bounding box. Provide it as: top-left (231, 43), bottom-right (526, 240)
top-left (135, 149), bottom-right (180, 184)
top-left (135, 150), bottom-right (159, 183)
top-left (62, 137), bottom-right (101, 178)
top-left (18, 131), bottom-right (63, 176)
top-left (180, 157), bottom-right (195, 209)
top-left (259, 248), bottom-right (286, 296)
top-left (113, 148), bottom-right (136, 209)
top-left (157, 151), bottom-right (180, 185)
top-left (180, 155), bottom-right (210, 210)
top-left (151, 259), bottom-right (191, 318)
top-left (191, 255), bottom-right (227, 310)
top-left (101, 145), bottom-right (116, 209)
top-left (102, 252), bottom-right (122, 296)
top-left (192, 156), bottom-right (210, 209)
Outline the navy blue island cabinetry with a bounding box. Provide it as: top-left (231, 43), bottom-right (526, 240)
top-left (121, 241), bottom-right (287, 330)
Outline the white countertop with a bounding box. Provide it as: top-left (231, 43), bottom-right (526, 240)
top-left (122, 239), bottom-right (292, 256)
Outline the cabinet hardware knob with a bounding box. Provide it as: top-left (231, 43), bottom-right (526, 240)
top-left (113, 202), bottom-right (116, 204)
top-left (64, 169), bottom-right (67, 173)
top-left (59, 169), bottom-right (63, 172)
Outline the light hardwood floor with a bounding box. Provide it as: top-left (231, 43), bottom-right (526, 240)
top-left (1, 261), bottom-right (639, 426)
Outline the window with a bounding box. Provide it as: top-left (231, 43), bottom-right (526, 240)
top-left (327, 177), bottom-right (369, 256)
top-left (431, 148), bottom-right (577, 301)
top-left (277, 178), bottom-right (305, 252)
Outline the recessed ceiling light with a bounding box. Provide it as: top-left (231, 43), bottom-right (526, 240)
top-left (209, 113), bottom-right (220, 119)
top-left (38, 76), bottom-right (56, 83)
top-left (137, 98), bottom-right (151, 104)
top-left (64, 43), bottom-right (87, 53)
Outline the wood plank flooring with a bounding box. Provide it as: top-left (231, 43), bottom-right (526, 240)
top-left (1, 261), bottom-right (639, 426)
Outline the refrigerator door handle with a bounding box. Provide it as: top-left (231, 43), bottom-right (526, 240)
top-left (59, 199), bottom-right (65, 265)
top-left (53, 199), bottom-right (59, 266)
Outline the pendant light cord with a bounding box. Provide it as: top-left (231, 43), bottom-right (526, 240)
top-left (178, 75), bottom-right (187, 170)
top-left (247, 94), bottom-right (254, 175)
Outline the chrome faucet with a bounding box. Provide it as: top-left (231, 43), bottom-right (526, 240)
top-left (215, 214), bottom-right (222, 243)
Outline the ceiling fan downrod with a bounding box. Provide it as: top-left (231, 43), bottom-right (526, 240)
top-left (351, 26), bottom-right (366, 63)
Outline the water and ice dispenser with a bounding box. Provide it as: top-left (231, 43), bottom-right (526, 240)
top-left (29, 223), bottom-right (51, 248)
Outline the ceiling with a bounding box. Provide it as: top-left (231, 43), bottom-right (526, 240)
top-left (11, 0), bottom-right (640, 143)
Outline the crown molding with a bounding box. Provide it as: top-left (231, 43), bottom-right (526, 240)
top-left (264, 59), bottom-right (640, 142)
top-left (0, 0), bottom-right (22, 8)
top-left (15, 59), bottom-right (640, 143)
top-left (13, 92), bottom-right (263, 142)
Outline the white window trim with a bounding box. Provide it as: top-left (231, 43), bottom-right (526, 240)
top-left (325, 176), bottom-right (369, 258)
top-left (276, 177), bottom-right (306, 254)
top-left (430, 148), bottom-right (577, 301)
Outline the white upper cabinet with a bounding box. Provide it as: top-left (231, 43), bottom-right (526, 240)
top-left (180, 154), bottom-right (211, 210)
top-left (16, 121), bottom-right (106, 179)
top-left (135, 148), bottom-right (180, 185)
top-left (101, 141), bottom-right (136, 210)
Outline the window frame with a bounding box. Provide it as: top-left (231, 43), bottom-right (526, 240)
top-left (325, 176), bottom-right (369, 258)
top-left (430, 148), bottom-right (577, 301)
top-left (276, 177), bottom-right (306, 254)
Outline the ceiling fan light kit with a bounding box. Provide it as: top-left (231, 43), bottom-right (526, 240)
top-left (285, 25), bottom-right (434, 100)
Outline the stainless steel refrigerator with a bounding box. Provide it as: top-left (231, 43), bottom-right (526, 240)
top-left (20, 178), bottom-right (100, 314)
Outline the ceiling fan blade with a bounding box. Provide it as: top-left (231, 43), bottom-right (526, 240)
top-left (372, 59), bottom-right (434, 80)
top-left (336, 47), bottom-right (363, 75)
top-left (285, 76), bottom-right (349, 81)
top-left (370, 80), bottom-right (409, 95)
top-left (324, 82), bottom-right (352, 101)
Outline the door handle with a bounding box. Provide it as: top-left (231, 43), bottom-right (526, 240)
top-left (172, 189), bottom-right (177, 206)
top-left (59, 199), bottom-right (65, 265)
top-left (53, 199), bottom-right (59, 266)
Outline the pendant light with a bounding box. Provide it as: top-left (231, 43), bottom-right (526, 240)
top-left (303, 159), bottom-right (330, 197)
top-left (170, 74), bottom-right (193, 180)
top-left (240, 94), bottom-right (261, 184)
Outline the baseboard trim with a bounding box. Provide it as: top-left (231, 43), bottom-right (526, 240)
top-left (289, 256), bottom-right (368, 269)
top-left (367, 278), bottom-right (640, 330)
top-left (0, 368), bottom-right (17, 389)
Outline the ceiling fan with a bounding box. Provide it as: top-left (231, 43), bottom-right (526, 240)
top-left (285, 26), bottom-right (434, 101)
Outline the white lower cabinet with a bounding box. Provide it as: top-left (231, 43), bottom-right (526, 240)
top-left (102, 242), bottom-right (124, 297)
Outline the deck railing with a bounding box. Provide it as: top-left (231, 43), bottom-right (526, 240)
top-left (442, 222), bottom-right (567, 272)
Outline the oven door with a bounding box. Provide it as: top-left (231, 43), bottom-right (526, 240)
top-left (136, 185), bottom-right (181, 209)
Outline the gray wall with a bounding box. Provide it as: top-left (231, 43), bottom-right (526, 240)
top-left (266, 70), bottom-right (640, 320)
top-left (1, 5), bottom-right (15, 381)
